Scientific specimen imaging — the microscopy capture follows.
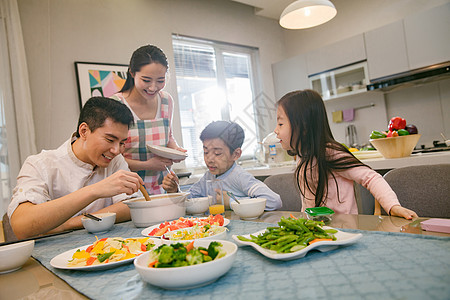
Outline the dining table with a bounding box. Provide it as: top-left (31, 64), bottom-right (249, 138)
top-left (1, 211), bottom-right (449, 299)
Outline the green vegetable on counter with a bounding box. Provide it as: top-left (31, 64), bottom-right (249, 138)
top-left (370, 130), bottom-right (386, 139)
top-left (397, 129), bottom-right (410, 136)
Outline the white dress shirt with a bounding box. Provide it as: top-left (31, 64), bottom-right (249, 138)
top-left (8, 136), bottom-right (132, 218)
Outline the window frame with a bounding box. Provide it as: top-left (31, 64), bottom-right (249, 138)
top-left (171, 34), bottom-right (263, 168)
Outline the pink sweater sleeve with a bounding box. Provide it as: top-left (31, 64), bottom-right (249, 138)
top-left (339, 166), bottom-right (400, 214)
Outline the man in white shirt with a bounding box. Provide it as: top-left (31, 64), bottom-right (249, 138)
top-left (8, 97), bottom-right (143, 239)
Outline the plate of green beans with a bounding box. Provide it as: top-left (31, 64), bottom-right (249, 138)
top-left (232, 217), bottom-right (362, 260)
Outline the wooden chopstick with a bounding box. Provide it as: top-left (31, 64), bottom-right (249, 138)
top-left (0, 230), bottom-right (74, 247)
top-left (140, 184), bottom-right (151, 201)
top-left (82, 213), bottom-right (102, 221)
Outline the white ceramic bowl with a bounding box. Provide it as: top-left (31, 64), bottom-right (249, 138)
top-left (185, 197), bottom-right (209, 215)
top-left (0, 240), bottom-right (35, 274)
top-left (124, 193), bottom-right (188, 227)
top-left (161, 225), bottom-right (227, 244)
top-left (134, 239), bottom-right (237, 290)
top-left (230, 198), bottom-right (266, 220)
top-left (81, 212), bottom-right (116, 233)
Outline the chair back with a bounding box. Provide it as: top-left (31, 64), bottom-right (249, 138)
top-left (264, 173), bottom-right (302, 211)
top-left (381, 164), bottom-right (450, 218)
top-left (2, 213), bottom-right (18, 242)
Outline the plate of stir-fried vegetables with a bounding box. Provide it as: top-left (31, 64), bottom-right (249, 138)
top-left (50, 237), bottom-right (159, 270)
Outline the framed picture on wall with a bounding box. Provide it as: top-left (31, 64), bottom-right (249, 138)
top-left (74, 61), bottom-right (128, 108)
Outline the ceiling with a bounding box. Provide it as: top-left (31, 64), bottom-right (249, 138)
top-left (230, 0), bottom-right (294, 20)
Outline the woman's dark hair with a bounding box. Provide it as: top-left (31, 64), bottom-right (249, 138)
top-left (119, 45), bottom-right (169, 92)
top-left (76, 97), bottom-right (134, 137)
top-left (200, 121), bottom-right (245, 153)
top-left (277, 89), bottom-right (366, 207)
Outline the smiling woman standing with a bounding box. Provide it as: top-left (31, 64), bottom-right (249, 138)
top-left (111, 45), bottom-right (186, 195)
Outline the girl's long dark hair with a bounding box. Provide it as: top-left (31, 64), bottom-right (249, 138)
top-left (119, 45), bottom-right (168, 93)
top-left (278, 90), bottom-right (366, 207)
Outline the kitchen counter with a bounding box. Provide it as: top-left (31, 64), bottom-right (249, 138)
top-left (355, 150), bottom-right (450, 170)
top-left (245, 150), bottom-right (450, 177)
top-left (180, 151), bottom-right (450, 186)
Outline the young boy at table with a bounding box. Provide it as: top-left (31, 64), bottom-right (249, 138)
top-left (8, 97), bottom-right (144, 239)
top-left (162, 121), bottom-right (282, 210)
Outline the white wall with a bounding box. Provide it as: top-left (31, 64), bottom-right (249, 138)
top-left (385, 79), bottom-right (450, 148)
top-left (17, 0), bottom-right (286, 152)
top-left (324, 92), bottom-right (387, 147)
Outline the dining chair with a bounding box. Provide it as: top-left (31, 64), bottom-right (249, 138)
top-left (374, 164), bottom-right (450, 218)
top-left (2, 213), bottom-right (17, 242)
top-left (263, 173), bottom-right (302, 211)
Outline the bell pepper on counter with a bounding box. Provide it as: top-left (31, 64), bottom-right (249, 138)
top-left (386, 130), bottom-right (399, 138)
top-left (370, 130), bottom-right (386, 139)
top-left (388, 116), bottom-right (406, 131)
top-left (397, 129), bottom-right (410, 136)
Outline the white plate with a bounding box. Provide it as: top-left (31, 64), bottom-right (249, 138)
top-left (134, 240), bottom-right (237, 290)
top-left (141, 217), bottom-right (230, 237)
top-left (147, 145), bottom-right (188, 160)
top-left (50, 238), bottom-right (161, 271)
top-left (232, 226), bottom-right (362, 261)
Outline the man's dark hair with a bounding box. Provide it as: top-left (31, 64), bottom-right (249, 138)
top-left (200, 121), bottom-right (245, 152)
top-left (76, 97), bottom-right (134, 137)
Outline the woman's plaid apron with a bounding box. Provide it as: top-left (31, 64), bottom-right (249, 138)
top-left (112, 92), bottom-right (170, 194)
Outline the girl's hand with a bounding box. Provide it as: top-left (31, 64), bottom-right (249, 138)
top-left (148, 156), bottom-right (173, 171)
top-left (390, 205), bottom-right (418, 220)
top-left (161, 172), bottom-right (179, 193)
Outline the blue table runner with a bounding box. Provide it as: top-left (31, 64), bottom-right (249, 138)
top-left (32, 220), bottom-right (450, 300)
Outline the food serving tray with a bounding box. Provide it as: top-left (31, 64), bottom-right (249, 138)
top-left (232, 226), bottom-right (362, 261)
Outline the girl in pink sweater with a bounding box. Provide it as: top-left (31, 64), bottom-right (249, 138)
top-left (274, 90), bottom-right (417, 219)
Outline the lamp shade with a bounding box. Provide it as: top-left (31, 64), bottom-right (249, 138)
top-left (280, 0), bottom-right (337, 29)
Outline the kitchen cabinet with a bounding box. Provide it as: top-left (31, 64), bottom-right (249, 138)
top-left (308, 61), bottom-right (369, 100)
top-left (403, 2), bottom-right (450, 69)
top-left (364, 20), bottom-right (410, 80)
top-left (272, 54), bottom-right (309, 100)
top-left (306, 34), bottom-right (366, 76)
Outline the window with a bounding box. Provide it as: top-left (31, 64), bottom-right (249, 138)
top-left (0, 91), bottom-right (11, 215)
top-left (172, 35), bottom-right (261, 168)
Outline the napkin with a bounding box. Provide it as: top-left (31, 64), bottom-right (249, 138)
top-left (332, 110), bottom-right (343, 123)
top-left (343, 108), bottom-right (355, 122)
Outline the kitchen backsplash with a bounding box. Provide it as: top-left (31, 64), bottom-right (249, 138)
top-left (325, 78), bottom-right (450, 149)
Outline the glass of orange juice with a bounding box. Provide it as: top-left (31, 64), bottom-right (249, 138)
top-left (207, 179), bottom-right (225, 216)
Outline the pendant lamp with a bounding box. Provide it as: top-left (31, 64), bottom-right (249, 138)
top-left (280, 0), bottom-right (337, 29)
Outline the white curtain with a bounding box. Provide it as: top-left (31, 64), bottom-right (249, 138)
top-left (0, 0), bottom-right (36, 215)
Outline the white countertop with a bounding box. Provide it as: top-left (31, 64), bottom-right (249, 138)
top-left (179, 151), bottom-right (450, 185)
top-left (245, 151), bottom-right (450, 176)
top-left (356, 150), bottom-right (450, 170)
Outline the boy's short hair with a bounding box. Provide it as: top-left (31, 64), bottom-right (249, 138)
top-left (76, 97), bottom-right (134, 137)
top-left (200, 121), bottom-right (245, 152)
